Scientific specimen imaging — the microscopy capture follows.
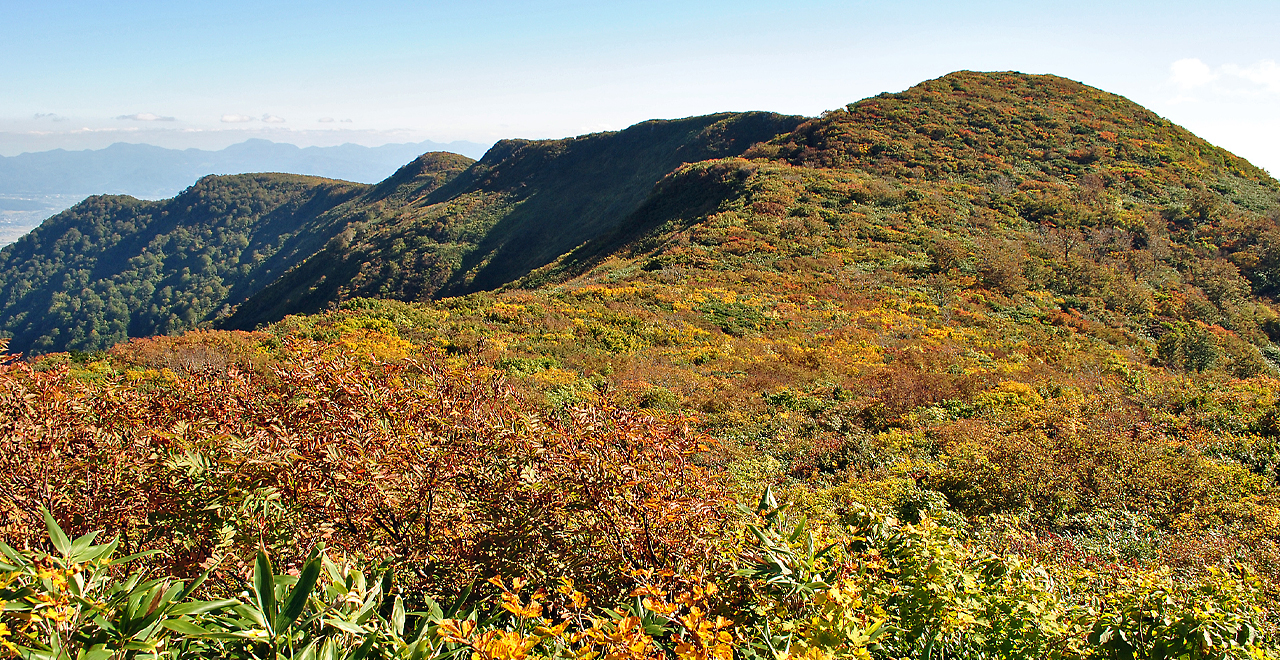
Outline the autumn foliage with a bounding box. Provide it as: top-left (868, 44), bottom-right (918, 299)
top-left (5, 71), bottom-right (1280, 657)
top-left (0, 338), bottom-right (728, 604)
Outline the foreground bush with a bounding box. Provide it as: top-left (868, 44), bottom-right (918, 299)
top-left (2, 336), bottom-right (1277, 659)
top-left (0, 339), bottom-right (728, 601)
top-left (4, 497), bottom-right (1275, 660)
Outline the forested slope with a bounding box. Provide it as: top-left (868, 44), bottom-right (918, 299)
top-left (0, 174), bottom-right (366, 353)
top-left (221, 112), bottom-right (804, 329)
top-left (0, 154), bottom-right (475, 353)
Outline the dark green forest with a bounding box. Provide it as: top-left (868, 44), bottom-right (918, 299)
top-left (0, 154), bottom-right (475, 354)
top-left (0, 174), bottom-right (366, 353)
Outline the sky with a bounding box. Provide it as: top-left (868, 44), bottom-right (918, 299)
top-left (2, 0), bottom-right (1279, 173)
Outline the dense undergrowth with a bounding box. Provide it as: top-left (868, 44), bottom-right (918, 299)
top-left (1, 338), bottom-right (1275, 659)
top-left (5, 71), bottom-right (1280, 657)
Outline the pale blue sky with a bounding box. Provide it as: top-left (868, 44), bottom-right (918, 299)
top-left (2, 0), bottom-right (1278, 172)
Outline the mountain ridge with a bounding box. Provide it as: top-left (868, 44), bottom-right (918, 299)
top-left (219, 111), bottom-right (804, 330)
top-left (3, 71), bottom-right (1280, 355)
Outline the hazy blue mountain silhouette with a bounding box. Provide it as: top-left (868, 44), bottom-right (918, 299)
top-left (0, 138), bottom-right (491, 198)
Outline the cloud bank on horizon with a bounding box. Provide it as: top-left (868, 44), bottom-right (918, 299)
top-left (116, 113), bottom-right (176, 122)
top-left (1, 0), bottom-right (1276, 172)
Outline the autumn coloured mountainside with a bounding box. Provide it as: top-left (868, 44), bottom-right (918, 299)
top-left (5, 71), bottom-right (1280, 658)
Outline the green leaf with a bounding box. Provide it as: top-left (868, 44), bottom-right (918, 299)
top-left (276, 555), bottom-right (321, 632)
top-left (445, 581), bottom-right (474, 618)
top-left (171, 598), bottom-right (241, 617)
top-left (41, 508), bottom-right (70, 557)
top-left (0, 541), bottom-right (27, 568)
top-left (757, 487), bottom-right (777, 514)
top-left (421, 596), bottom-right (443, 624)
top-left (92, 613), bottom-right (116, 633)
top-left (319, 638), bottom-right (337, 660)
top-left (352, 595), bottom-right (379, 625)
top-left (380, 566), bottom-right (394, 599)
top-left (349, 635), bottom-right (376, 660)
top-left (175, 572), bottom-right (205, 602)
top-left (254, 549), bottom-right (276, 631)
top-left (236, 602), bottom-right (270, 629)
top-left (324, 617), bottom-right (367, 634)
top-left (66, 530), bottom-right (102, 561)
top-left (82, 644), bottom-right (114, 660)
top-left (161, 619), bottom-right (212, 635)
top-left (142, 583), bottom-right (185, 622)
top-left (787, 516), bottom-right (808, 543)
top-left (323, 554), bottom-right (345, 586)
top-left (296, 640), bottom-right (318, 660)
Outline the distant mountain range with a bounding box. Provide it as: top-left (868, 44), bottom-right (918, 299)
top-left (0, 138), bottom-right (491, 197)
top-left (0, 138), bottom-right (491, 244)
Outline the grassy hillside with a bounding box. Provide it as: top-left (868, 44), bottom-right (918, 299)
top-left (5, 72), bottom-right (1280, 658)
top-left (221, 112), bottom-right (804, 329)
top-left (246, 71), bottom-right (1280, 612)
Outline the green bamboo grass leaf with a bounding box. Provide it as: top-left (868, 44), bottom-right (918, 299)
top-left (41, 508), bottom-right (70, 556)
top-left (175, 570), bottom-right (205, 602)
top-left (143, 583), bottom-right (185, 622)
top-left (323, 617), bottom-right (366, 634)
top-left (236, 601), bottom-right (270, 629)
top-left (788, 516), bottom-right (808, 543)
top-left (323, 638), bottom-right (342, 660)
top-left (66, 529), bottom-right (102, 560)
top-left (254, 549), bottom-right (277, 632)
top-left (296, 640), bottom-right (318, 660)
top-left (122, 583), bottom-right (164, 629)
top-left (142, 582), bottom-right (171, 615)
top-left (349, 636), bottom-right (376, 660)
top-left (171, 598), bottom-right (241, 617)
top-left (0, 541), bottom-right (27, 569)
top-left (159, 619), bottom-right (207, 634)
top-left (82, 645), bottom-right (113, 660)
top-left (444, 581), bottom-right (474, 618)
top-left (277, 555), bottom-right (322, 632)
top-left (92, 613), bottom-right (116, 633)
top-left (352, 595), bottom-right (379, 625)
top-left (757, 486), bottom-right (777, 513)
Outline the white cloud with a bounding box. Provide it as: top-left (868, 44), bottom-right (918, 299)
top-left (116, 112), bottom-right (176, 121)
top-left (221, 114), bottom-right (254, 123)
top-left (1221, 60), bottom-right (1280, 93)
top-left (72, 126), bottom-right (140, 133)
top-left (1170, 58), bottom-right (1280, 95)
top-left (262, 113), bottom-right (286, 124)
top-left (318, 117), bottom-right (335, 123)
top-left (340, 119), bottom-right (353, 123)
top-left (1171, 58), bottom-right (1216, 88)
